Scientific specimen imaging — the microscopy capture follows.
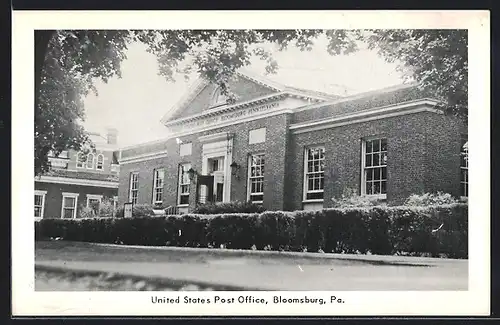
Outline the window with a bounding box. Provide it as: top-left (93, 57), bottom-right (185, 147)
top-left (362, 138), bottom-right (388, 196)
top-left (460, 136), bottom-right (468, 197)
top-left (178, 163), bottom-right (191, 205)
top-left (209, 86), bottom-right (229, 108)
top-left (76, 152), bottom-right (85, 168)
top-left (249, 128), bottom-right (266, 144)
top-left (247, 154), bottom-right (265, 203)
top-left (61, 193), bottom-right (79, 219)
top-left (34, 190), bottom-right (47, 220)
top-left (96, 154), bottom-right (104, 170)
top-left (304, 146), bottom-right (325, 201)
top-left (86, 153), bottom-right (95, 169)
top-left (129, 172), bottom-right (139, 204)
top-left (153, 168), bottom-right (165, 205)
top-left (86, 194), bottom-right (102, 215)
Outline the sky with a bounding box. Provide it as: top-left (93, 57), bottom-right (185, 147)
top-left (83, 37), bottom-right (405, 148)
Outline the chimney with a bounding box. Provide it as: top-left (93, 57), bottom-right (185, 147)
top-left (106, 128), bottom-right (118, 145)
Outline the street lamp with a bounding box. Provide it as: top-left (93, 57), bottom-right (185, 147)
top-left (230, 161), bottom-right (241, 179)
top-left (187, 167), bottom-right (197, 181)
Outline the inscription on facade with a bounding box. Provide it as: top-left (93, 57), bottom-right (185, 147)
top-left (168, 102), bottom-right (280, 134)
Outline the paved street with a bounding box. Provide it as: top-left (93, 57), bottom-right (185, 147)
top-left (35, 241), bottom-right (468, 291)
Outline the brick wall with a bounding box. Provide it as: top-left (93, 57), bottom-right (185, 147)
top-left (286, 111), bottom-right (464, 209)
top-left (423, 113), bottom-right (467, 197)
top-left (292, 85), bottom-right (431, 124)
top-left (35, 182), bottom-right (117, 218)
top-left (118, 113), bottom-right (290, 211)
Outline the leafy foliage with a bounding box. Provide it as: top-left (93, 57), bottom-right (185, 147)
top-left (331, 187), bottom-right (386, 208)
top-left (35, 29), bottom-right (467, 174)
top-left (362, 30), bottom-right (468, 118)
top-left (36, 203), bottom-right (468, 258)
top-left (192, 201), bottom-right (266, 214)
top-left (404, 192), bottom-right (459, 206)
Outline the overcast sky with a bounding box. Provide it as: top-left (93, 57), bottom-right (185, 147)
top-left (83, 36), bottom-right (405, 148)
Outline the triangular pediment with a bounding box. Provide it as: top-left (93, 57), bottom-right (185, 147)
top-left (161, 70), bottom-right (341, 125)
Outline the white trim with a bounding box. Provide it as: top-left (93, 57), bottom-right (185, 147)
top-left (236, 69), bottom-right (285, 92)
top-left (247, 152), bottom-right (265, 203)
top-left (303, 146), bottom-right (326, 202)
top-left (120, 150), bottom-right (169, 165)
top-left (177, 163), bottom-right (191, 206)
top-left (198, 132), bottom-right (234, 144)
top-left (129, 172), bottom-right (139, 205)
top-left (160, 78), bottom-right (209, 124)
top-left (35, 176), bottom-right (118, 188)
top-left (302, 199), bottom-right (324, 203)
top-left (360, 137), bottom-right (388, 197)
top-left (62, 192), bottom-right (80, 196)
top-left (119, 138), bottom-right (168, 151)
top-left (164, 93), bottom-right (287, 127)
top-left (96, 154), bottom-right (104, 170)
top-left (170, 107), bottom-right (294, 138)
top-left (152, 168), bottom-right (165, 205)
top-left (86, 194), bottom-right (103, 211)
top-left (290, 100), bottom-right (442, 134)
top-left (34, 190), bottom-right (47, 220)
top-left (61, 192), bottom-right (79, 219)
top-left (293, 82), bottom-right (421, 113)
top-left (86, 153), bottom-right (95, 170)
top-left (76, 152), bottom-right (85, 169)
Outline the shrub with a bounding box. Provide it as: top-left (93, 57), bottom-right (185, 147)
top-left (36, 203), bottom-right (468, 258)
top-left (132, 204), bottom-right (155, 217)
top-left (192, 201), bottom-right (266, 214)
top-left (331, 187), bottom-right (385, 208)
top-left (99, 198), bottom-right (116, 218)
top-left (404, 192), bottom-right (459, 206)
top-left (79, 206), bottom-right (96, 219)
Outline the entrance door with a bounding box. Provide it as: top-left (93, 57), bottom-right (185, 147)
top-left (208, 157), bottom-right (225, 203)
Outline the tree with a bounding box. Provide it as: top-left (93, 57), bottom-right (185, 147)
top-left (34, 29), bottom-right (467, 175)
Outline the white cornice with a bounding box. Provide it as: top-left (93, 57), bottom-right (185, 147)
top-left (290, 99), bottom-right (442, 134)
top-left (164, 92), bottom-right (288, 127)
top-left (160, 78), bottom-right (209, 125)
top-left (293, 82), bottom-right (421, 113)
top-left (36, 177), bottom-right (119, 188)
top-left (120, 150), bottom-right (169, 165)
top-left (198, 132), bottom-right (234, 144)
top-left (169, 108), bottom-right (294, 139)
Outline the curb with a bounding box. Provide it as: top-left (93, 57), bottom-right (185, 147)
top-left (87, 242), bottom-right (464, 266)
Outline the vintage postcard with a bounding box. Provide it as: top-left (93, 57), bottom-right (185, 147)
top-left (12, 10), bottom-right (490, 316)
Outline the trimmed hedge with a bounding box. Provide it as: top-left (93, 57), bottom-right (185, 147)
top-left (192, 201), bottom-right (266, 214)
top-left (35, 203), bottom-right (468, 258)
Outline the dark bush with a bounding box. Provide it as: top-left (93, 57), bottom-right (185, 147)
top-left (35, 203), bottom-right (468, 258)
top-left (192, 201), bottom-right (266, 214)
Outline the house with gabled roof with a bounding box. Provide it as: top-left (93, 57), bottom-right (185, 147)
top-left (34, 129), bottom-right (120, 220)
top-left (117, 70), bottom-right (467, 213)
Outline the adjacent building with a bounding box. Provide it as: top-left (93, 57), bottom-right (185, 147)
top-left (117, 70), bottom-right (468, 213)
top-left (34, 129), bottom-right (120, 220)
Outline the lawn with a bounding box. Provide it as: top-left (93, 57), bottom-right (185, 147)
top-left (35, 241), bottom-right (468, 291)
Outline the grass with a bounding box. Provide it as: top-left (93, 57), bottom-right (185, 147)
top-left (35, 240), bottom-right (468, 291)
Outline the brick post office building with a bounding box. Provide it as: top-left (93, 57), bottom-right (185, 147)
top-left (34, 129), bottom-right (120, 220)
top-left (118, 71), bottom-right (468, 213)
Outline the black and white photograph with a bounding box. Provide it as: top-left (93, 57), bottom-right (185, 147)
top-left (12, 10), bottom-right (490, 316)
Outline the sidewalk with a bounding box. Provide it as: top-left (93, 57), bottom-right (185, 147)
top-left (35, 241), bottom-right (468, 291)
